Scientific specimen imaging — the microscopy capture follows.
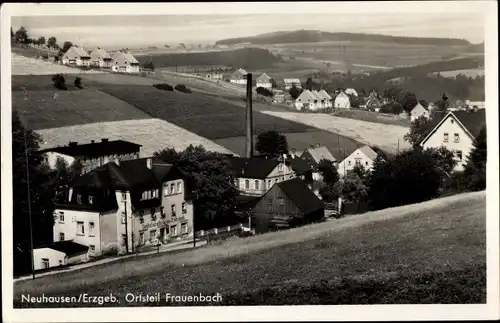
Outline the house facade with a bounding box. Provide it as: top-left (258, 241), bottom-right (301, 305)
top-left (62, 45), bottom-right (91, 67)
top-left (333, 91), bottom-right (351, 109)
top-left (318, 90), bottom-right (333, 108)
top-left (299, 145), bottom-right (337, 181)
top-left (295, 90), bottom-right (319, 111)
top-left (38, 139), bottom-right (142, 174)
top-left (52, 158), bottom-right (195, 256)
top-left (410, 103), bottom-right (430, 122)
top-left (206, 73), bottom-right (223, 80)
top-left (111, 51), bottom-right (140, 73)
top-left (256, 73), bottom-right (272, 89)
top-left (89, 47), bottom-right (112, 68)
top-left (365, 92), bottom-right (383, 111)
top-left (33, 241), bottom-right (89, 270)
top-left (337, 145), bottom-right (378, 177)
top-left (420, 109), bottom-right (486, 171)
top-left (230, 68), bottom-right (248, 85)
top-left (284, 78), bottom-right (302, 90)
top-left (249, 178), bottom-right (325, 233)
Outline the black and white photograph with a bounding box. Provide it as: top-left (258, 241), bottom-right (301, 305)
top-left (1, 2), bottom-right (498, 322)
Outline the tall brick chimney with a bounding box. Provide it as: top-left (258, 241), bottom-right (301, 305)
top-left (245, 73), bottom-right (253, 158)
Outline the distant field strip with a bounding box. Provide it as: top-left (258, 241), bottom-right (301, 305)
top-left (260, 111), bottom-right (411, 153)
top-left (36, 119), bottom-right (236, 156)
top-left (12, 90), bottom-right (151, 130)
top-left (11, 53), bottom-right (106, 75)
top-left (429, 68), bottom-right (485, 78)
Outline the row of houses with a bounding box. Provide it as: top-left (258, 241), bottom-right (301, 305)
top-left (61, 45), bottom-right (140, 73)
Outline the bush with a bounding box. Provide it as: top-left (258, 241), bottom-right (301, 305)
top-left (175, 84), bottom-right (192, 93)
top-left (74, 77), bottom-right (83, 89)
top-left (51, 74), bottom-right (67, 90)
top-left (256, 86), bottom-right (274, 97)
top-left (153, 83), bottom-right (174, 91)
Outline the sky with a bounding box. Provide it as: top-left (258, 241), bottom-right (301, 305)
top-left (11, 14), bottom-right (485, 50)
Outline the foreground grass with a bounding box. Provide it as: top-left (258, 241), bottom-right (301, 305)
top-left (14, 192), bottom-right (485, 307)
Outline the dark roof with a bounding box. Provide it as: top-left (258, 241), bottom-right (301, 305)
top-left (288, 157), bottom-right (314, 175)
top-left (227, 156), bottom-right (283, 179)
top-left (453, 109), bottom-right (486, 138)
top-left (37, 241), bottom-right (89, 256)
top-left (38, 140), bottom-right (141, 158)
top-left (276, 178), bottom-right (324, 215)
top-left (236, 195), bottom-right (261, 211)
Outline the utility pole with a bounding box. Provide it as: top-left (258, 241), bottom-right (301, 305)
top-left (123, 198), bottom-right (129, 254)
top-left (193, 215), bottom-right (196, 248)
top-left (24, 128), bottom-right (35, 280)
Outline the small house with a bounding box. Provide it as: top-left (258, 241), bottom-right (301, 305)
top-left (256, 73), bottom-right (273, 89)
top-left (62, 45), bottom-right (91, 67)
top-left (206, 73), bottom-right (223, 80)
top-left (345, 88), bottom-right (358, 97)
top-left (333, 91), bottom-right (351, 109)
top-left (33, 241), bottom-right (89, 270)
top-left (111, 51), bottom-right (140, 73)
top-left (337, 145), bottom-right (378, 177)
top-left (318, 90), bottom-right (333, 108)
top-left (295, 90), bottom-right (319, 111)
top-left (230, 68), bottom-right (248, 85)
top-left (300, 144), bottom-right (337, 181)
top-left (365, 92), bottom-right (383, 111)
top-left (284, 78), bottom-right (302, 90)
top-left (89, 47), bottom-right (112, 68)
top-left (410, 103), bottom-right (430, 122)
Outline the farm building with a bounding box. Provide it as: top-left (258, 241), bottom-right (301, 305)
top-left (230, 68), bottom-right (248, 85)
top-left (111, 51), bottom-right (140, 73)
top-left (337, 145), bottom-right (378, 177)
top-left (53, 158), bottom-right (195, 256)
top-left (256, 73), bottom-right (273, 89)
top-left (284, 78), bottom-right (302, 90)
top-left (33, 241), bottom-right (89, 270)
top-left (89, 47), bottom-right (112, 68)
top-left (62, 45), bottom-right (91, 67)
top-left (410, 103), bottom-right (430, 122)
top-left (295, 90), bottom-right (320, 111)
top-left (333, 91), bottom-right (351, 109)
top-left (38, 139), bottom-right (142, 174)
top-left (420, 109), bottom-right (485, 171)
top-left (249, 178), bottom-right (325, 234)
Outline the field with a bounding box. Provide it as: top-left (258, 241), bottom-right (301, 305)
top-left (11, 53), bottom-right (105, 76)
top-left (429, 68), bottom-right (485, 78)
top-left (259, 111), bottom-right (411, 154)
top-left (331, 110), bottom-right (411, 127)
top-left (14, 191), bottom-right (486, 306)
top-left (36, 119), bottom-right (234, 157)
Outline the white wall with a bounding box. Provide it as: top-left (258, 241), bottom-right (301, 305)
top-left (337, 149), bottom-right (374, 177)
top-left (421, 115), bottom-right (474, 171)
top-left (53, 209), bottom-right (102, 255)
top-left (230, 79), bottom-right (247, 85)
top-left (46, 152), bottom-right (75, 169)
top-left (33, 248), bottom-right (66, 270)
top-left (237, 163), bottom-right (296, 196)
top-left (334, 95), bottom-right (351, 109)
top-left (257, 82), bottom-right (272, 89)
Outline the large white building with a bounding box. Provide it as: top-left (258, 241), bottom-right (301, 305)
top-left (420, 109), bottom-right (486, 171)
top-left (333, 91), bottom-right (351, 109)
top-left (337, 145), bottom-right (378, 177)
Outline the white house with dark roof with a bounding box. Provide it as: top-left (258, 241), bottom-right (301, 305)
top-left (62, 45), bottom-right (91, 67)
top-left (256, 73), bottom-right (272, 89)
top-left (337, 145), bottom-right (378, 177)
top-left (420, 109), bottom-right (486, 171)
top-left (111, 51), bottom-right (140, 73)
top-left (230, 68), bottom-right (248, 85)
top-left (334, 91), bottom-right (351, 109)
top-left (89, 47), bottom-right (112, 68)
top-left (410, 102), bottom-right (430, 122)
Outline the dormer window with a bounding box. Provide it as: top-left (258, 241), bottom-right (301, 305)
top-left (88, 196), bottom-right (94, 204)
top-left (76, 194), bottom-right (82, 204)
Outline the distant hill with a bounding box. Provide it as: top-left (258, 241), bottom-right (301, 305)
top-left (136, 47), bottom-right (280, 70)
top-left (216, 30), bottom-right (471, 46)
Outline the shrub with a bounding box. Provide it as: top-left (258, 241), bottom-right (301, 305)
top-left (153, 83), bottom-right (174, 91)
top-left (51, 74), bottom-right (67, 90)
top-left (256, 86), bottom-right (274, 97)
top-left (175, 84), bottom-right (192, 93)
top-left (74, 77), bottom-right (83, 89)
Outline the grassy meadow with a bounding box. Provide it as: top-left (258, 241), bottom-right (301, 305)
top-left (14, 191), bottom-right (486, 307)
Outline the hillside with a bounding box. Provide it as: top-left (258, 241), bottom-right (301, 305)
top-left (136, 47), bottom-right (281, 70)
top-left (14, 191), bottom-right (486, 306)
top-left (216, 30), bottom-right (471, 46)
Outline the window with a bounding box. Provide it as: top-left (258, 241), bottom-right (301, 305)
top-left (77, 221), bottom-right (84, 235)
top-left (443, 133), bottom-right (449, 142)
top-left (171, 204), bottom-right (176, 216)
top-left (160, 206), bottom-right (165, 218)
top-left (121, 234), bottom-right (127, 246)
top-left (76, 194), bottom-right (82, 204)
top-left (456, 150), bottom-right (463, 160)
top-left (278, 197), bottom-right (285, 206)
top-left (255, 180), bottom-right (260, 190)
top-left (164, 184), bottom-right (169, 197)
top-left (89, 222), bottom-right (95, 237)
top-left (139, 232), bottom-right (145, 245)
top-left (278, 164), bottom-right (283, 171)
top-left (268, 198), bottom-right (273, 207)
top-left (181, 222), bottom-right (188, 234)
top-left (182, 202), bottom-right (187, 214)
top-left (267, 180), bottom-right (272, 188)
top-left (89, 245), bottom-right (95, 251)
top-left (170, 183), bottom-right (175, 194)
top-left (177, 182), bottom-right (182, 194)
top-left (454, 133), bottom-right (460, 143)
top-left (150, 230), bottom-right (157, 241)
top-left (59, 212), bottom-right (65, 223)
top-left (121, 212), bottom-right (126, 224)
top-left (41, 258), bottom-right (49, 269)
top-left (450, 119), bottom-right (454, 124)
top-left (171, 225), bottom-right (178, 236)
top-left (355, 158), bottom-right (362, 166)
top-left (59, 260), bottom-right (63, 266)
top-left (59, 232), bottom-right (65, 241)
top-left (88, 196), bottom-right (94, 204)
top-left (348, 160), bottom-right (351, 166)
top-left (121, 192), bottom-right (127, 201)
top-left (139, 211), bottom-right (145, 224)
top-left (151, 208), bottom-right (157, 221)
top-left (147, 190), bottom-right (152, 199)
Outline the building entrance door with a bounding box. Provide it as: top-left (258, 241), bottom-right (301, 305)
top-left (159, 227), bottom-right (166, 243)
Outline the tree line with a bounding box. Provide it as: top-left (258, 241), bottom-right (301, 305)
top-left (12, 26), bottom-right (80, 58)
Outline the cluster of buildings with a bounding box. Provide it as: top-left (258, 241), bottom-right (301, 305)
top-left (61, 45), bottom-right (140, 73)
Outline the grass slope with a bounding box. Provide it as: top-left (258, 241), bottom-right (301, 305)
top-left (14, 191), bottom-right (485, 307)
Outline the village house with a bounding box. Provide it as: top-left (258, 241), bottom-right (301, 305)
top-left (333, 91), bottom-right (351, 109)
top-left (420, 109), bottom-right (486, 171)
top-left (249, 178), bottom-right (325, 234)
top-left (295, 90), bottom-right (319, 111)
top-left (337, 145), bottom-right (378, 177)
top-left (272, 89), bottom-right (286, 104)
top-left (410, 102), bottom-right (430, 122)
top-left (297, 144), bottom-right (337, 181)
top-left (61, 45), bottom-right (91, 67)
top-left (318, 89), bottom-right (333, 108)
top-left (33, 241), bottom-right (89, 270)
top-left (364, 92), bottom-right (383, 111)
top-left (464, 100), bottom-right (485, 110)
top-left (52, 158), bottom-right (195, 257)
top-left (205, 72), bottom-right (223, 80)
top-left (38, 139), bottom-right (142, 174)
top-left (111, 51), bottom-right (140, 73)
top-left (311, 90), bottom-right (326, 109)
top-left (89, 47), bottom-right (112, 68)
top-left (230, 68), bottom-right (248, 85)
top-left (345, 88), bottom-right (358, 97)
top-left (256, 73), bottom-right (273, 89)
top-left (284, 78), bottom-right (302, 90)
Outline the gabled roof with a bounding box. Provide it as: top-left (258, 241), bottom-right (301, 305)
top-left (420, 109), bottom-right (486, 146)
top-left (112, 51), bottom-right (139, 65)
top-left (63, 45), bottom-right (90, 60)
top-left (37, 241), bottom-right (89, 256)
top-left (358, 145), bottom-right (378, 160)
top-left (256, 73), bottom-right (272, 82)
top-left (311, 90), bottom-right (324, 100)
top-left (296, 90), bottom-right (317, 102)
top-left (38, 140), bottom-right (141, 158)
top-left (288, 157), bottom-right (314, 175)
top-left (303, 146), bottom-right (337, 164)
top-left (227, 156), bottom-right (284, 179)
top-left (365, 94), bottom-right (382, 107)
top-left (318, 89), bottom-right (332, 100)
top-left (89, 47), bottom-right (112, 60)
top-left (335, 91), bottom-right (349, 99)
top-left (411, 102), bottom-right (428, 113)
top-left (276, 178), bottom-right (324, 215)
top-left (231, 68), bottom-right (247, 79)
